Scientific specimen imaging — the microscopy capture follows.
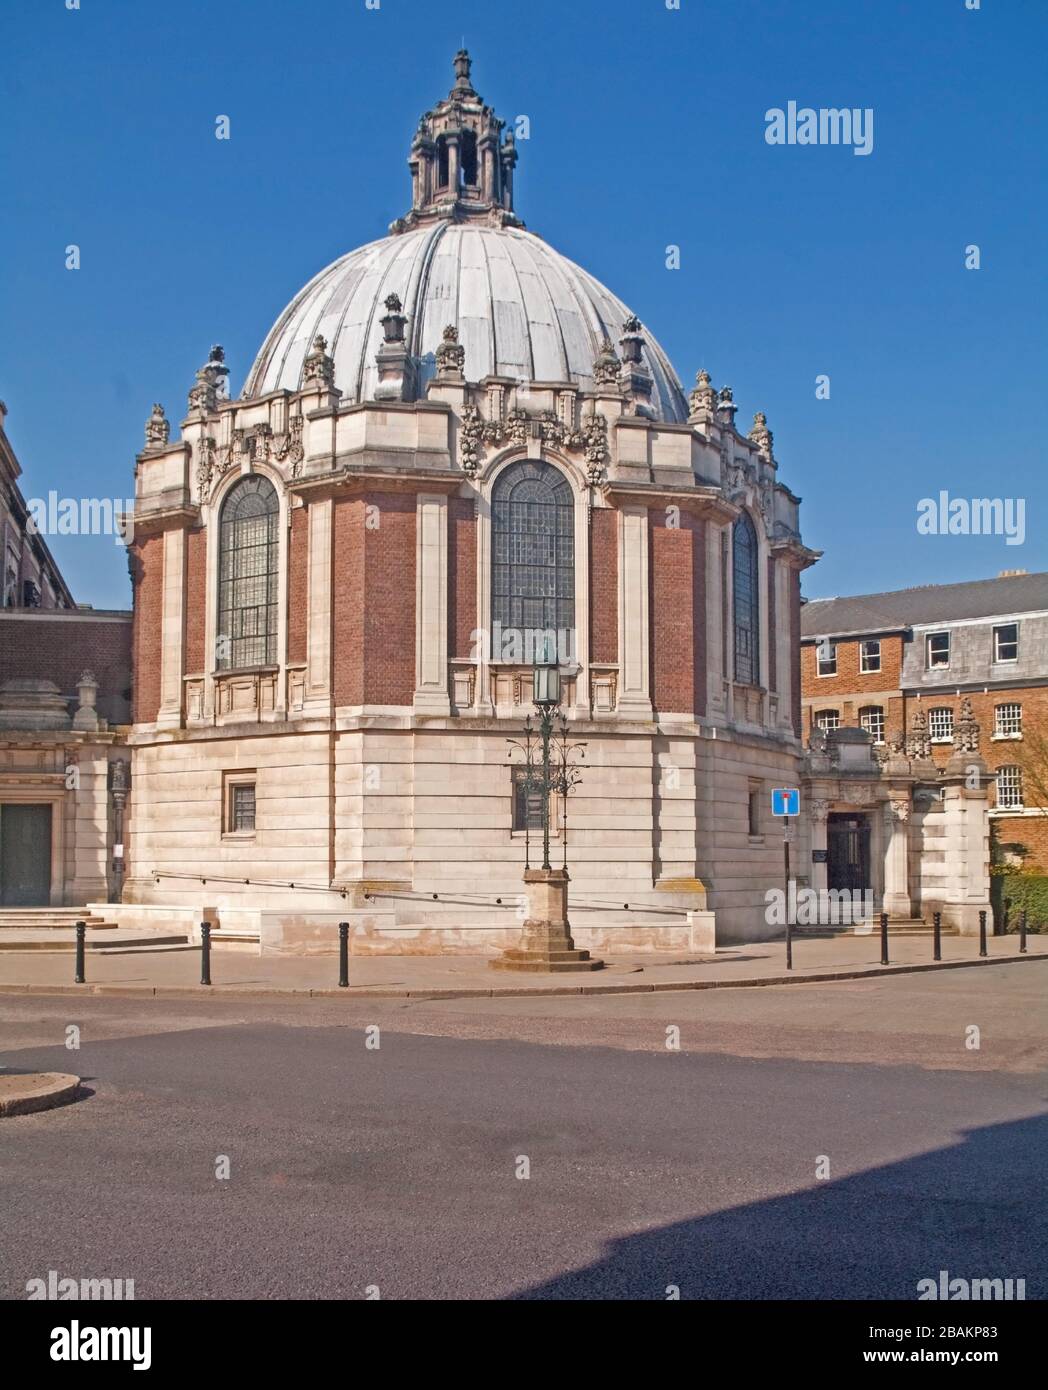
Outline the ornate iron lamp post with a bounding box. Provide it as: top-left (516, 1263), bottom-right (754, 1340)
top-left (492, 637), bottom-right (602, 973)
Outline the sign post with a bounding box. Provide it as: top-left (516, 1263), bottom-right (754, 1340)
top-left (771, 788), bottom-right (801, 970)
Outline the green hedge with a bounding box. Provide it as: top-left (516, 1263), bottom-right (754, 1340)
top-left (992, 874), bottom-right (1048, 932)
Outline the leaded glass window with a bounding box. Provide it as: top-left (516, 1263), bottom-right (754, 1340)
top-left (733, 512), bottom-right (760, 685)
top-left (491, 461), bottom-right (575, 642)
top-left (231, 783), bottom-right (256, 832)
top-left (217, 476), bottom-right (280, 670)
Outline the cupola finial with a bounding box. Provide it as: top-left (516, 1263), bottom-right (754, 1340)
top-left (392, 53), bottom-right (525, 235)
top-left (453, 48), bottom-right (474, 93)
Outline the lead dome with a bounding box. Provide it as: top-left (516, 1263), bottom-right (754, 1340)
top-left (244, 51), bottom-right (688, 422)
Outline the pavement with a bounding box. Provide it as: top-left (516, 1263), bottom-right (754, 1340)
top-left (1, 964), bottom-right (1045, 1300)
top-left (0, 928), bottom-right (1042, 998)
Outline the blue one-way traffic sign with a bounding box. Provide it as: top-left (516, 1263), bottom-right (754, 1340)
top-left (771, 788), bottom-right (800, 817)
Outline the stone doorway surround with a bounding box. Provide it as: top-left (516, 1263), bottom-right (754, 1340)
top-left (802, 711), bottom-right (992, 934)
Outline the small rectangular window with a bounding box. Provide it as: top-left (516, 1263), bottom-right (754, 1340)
top-left (815, 709), bottom-right (840, 731)
top-left (859, 639), bottom-right (881, 673)
top-left (928, 707), bottom-right (954, 742)
top-left (993, 623), bottom-right (1019, 663)
top-left (995, 702), bottom-right (1022, 737)
top-left (748, 787), bottom-right (761, 836)
top-left (926, 632), bottom-right (950, 668)
top-left (512, 768), bottom-right (547, 833)
top-left (816, 640), bottom-right (837, 677)
top-left (223, 772), bottom-right (257, 836)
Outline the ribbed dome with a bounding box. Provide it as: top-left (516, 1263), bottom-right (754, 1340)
top-left (244, 222), bottom-right (689, 423)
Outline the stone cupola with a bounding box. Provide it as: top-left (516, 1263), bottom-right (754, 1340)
top-left (393, 50), bottom-right (522, 234)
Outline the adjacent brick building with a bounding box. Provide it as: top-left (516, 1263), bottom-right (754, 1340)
top-left (802, 571), bottom-right (1048, 872)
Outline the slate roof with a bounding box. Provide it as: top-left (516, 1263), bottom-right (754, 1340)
top-left (801, 572), bottom-right (1048, 639)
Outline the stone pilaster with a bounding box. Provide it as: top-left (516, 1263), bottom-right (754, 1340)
top-left (414, 492), bottom-right (451, 715)
top-left (810, 799), bottom-right (829, 896)
top-left (304, 497), bottom-right (333, 715)
top-left (940, 760), bottom-right (992, 936)
top-left (68, 743), bottom-right (111, 904)
top-left (882, 795), bottom-right (913, 918)
top-left (156, 526), bottom-right (186, 729)
top-left (617, 504), bottom-right (652, 719)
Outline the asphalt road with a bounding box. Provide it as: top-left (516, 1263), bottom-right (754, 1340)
top-left (1, 969), bottom-right (1045, 1300)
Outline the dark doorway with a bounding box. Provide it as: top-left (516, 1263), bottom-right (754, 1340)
top-left (826, 812), bottom-right (870, 894)
top-left (0, 804), bottom-right (53, 906)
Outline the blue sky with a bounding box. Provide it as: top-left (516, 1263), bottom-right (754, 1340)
top-left (2, 0), bottom-right (1045, 610)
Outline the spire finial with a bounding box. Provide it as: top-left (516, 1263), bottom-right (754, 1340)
top-left (453, 48), bottom-right (473, 92)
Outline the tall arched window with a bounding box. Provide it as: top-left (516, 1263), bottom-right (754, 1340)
top-left (733, 512), bottom-right (760, 685)
top-left (491, 461), bottom-right (574, 645)
top-left (217, 475), bottom-right (280, 670)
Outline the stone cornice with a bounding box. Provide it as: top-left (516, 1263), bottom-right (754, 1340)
top-left (130, 503), bottom-right (200, 535)
top-left (601, 482), bottom-right (736, 523)
top-left (770, 536), bottom-right (822, 571)
top-left (288, 466), bottom-right (463, 502)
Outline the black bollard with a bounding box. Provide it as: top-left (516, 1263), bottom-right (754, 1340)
top-left (933, 911), bottom-right (942, 963)
top-left (200, 922), bottom-right (212, 986)
top-left (879, 912), bottom-right (889, 966)
top-left (1019, 909), bottom-right (1027, 955)
top-left (978, 909), bottom-right (987, 959)
top-left (338, 921), bottom-right (349, 988)
top-left (74, 920), bottom-right (86, 984)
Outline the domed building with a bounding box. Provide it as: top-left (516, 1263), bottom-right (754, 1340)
top-left (124, 52), bottom-right (819, 952)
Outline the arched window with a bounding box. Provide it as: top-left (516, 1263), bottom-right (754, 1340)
top-left (733, 512), bottom-right (759, 685)
top-left (491, 461), bottom-right (574, 648)
top-left (217, 475), bottom-right (280, 670)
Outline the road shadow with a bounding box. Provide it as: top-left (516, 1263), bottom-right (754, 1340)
top-left (508, 1112), bottom-right (1048, 1299)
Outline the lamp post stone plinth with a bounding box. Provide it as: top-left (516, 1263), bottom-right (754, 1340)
top-left (491, 639), bottom-right (603, 973)
top-left (490, 865), bottom-right (602, 972)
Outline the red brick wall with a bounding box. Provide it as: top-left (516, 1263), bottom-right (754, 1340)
top-left (332, 493), bottom-right (416, 707)
top-left (448, 498), bottom-right (476, 660)
top-left (363, 493), bottom-right (415, 705)
top-left (333, 499), bottom-right (365, 707)
top-left (995, 815), bottom-right (1048, 870)
top-left (131, 533), bottom-right (163, 724)
top-left (0, 611), bottom-right (132, 724)
top-left (287, 506), bottom-right (309, 666)
top-left (184, 527), bottom-right (207, 674)
top-left (650, 511), bottom-right (704, 716)
top-left (801, 633), bottom-right (904, 699)
top-left (590, 508), bottom-right (618, 663)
